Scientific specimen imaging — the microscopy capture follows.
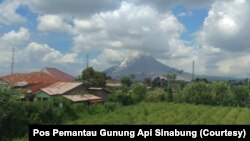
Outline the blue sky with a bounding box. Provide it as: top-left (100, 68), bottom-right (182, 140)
top-left (0, 0), bottom-right (250, 78)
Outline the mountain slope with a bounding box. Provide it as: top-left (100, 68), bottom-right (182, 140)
top-left (105, 55), bottom-right (190, 80)
top-left (105, 55), bottom-right (237, 81)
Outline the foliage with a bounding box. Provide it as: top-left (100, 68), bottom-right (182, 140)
top-left (194, 78), bottom-right (209, 83)
top-left (130, 84), bottom-right (147, 102)
top-left (145, 88), bottom-right (166, 102)
top-left (0, 87), bottom-right (78, 140)
top-left (121, 76), bottom-right (133, 87)
top-left (81, 67), bottom-right (107, 87)
top-left (163, 73), bottom-right (177, 88)
top-left (109, 90), bottom-right (134, 106)
top-left (231, 86), bottom-right (250, 107)
top-left (72, 102), bottom-right (250, 124)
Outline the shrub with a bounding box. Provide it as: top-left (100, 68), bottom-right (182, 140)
top-left (145, 88), bottom-right (166, 102)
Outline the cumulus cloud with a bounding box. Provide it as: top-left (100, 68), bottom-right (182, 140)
top-left (37, 14), bottom-right (73, 33)
top-left (71, 2), bottom-right (195, 71)
top-left (128, 0), bottom-right (216, 11)
top-left (0, 28), bottom-right (81, 75)
top-left (197, 0), bottom-right (250, 52)
top-left (2, 0), bottom-right (250, 78)
top-left (1, 27), bottom-right (30, 45)
top-left (0, 0), bottom-right (26, 25)
top-left (0, 27), bottom-right (30, 75)
top-left (24, 0), bottom-right (121, 18)
top-left (194, 0), bottom-right (250, 77)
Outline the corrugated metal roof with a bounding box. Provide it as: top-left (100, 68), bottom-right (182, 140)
top-left (0, 72), bottom-right (60, 84)
top-left (0, 68), bottom-right (75, 85)
top-left (63, 94), bottom-right (102, 102)
top-left (41, 67), bottom-right (75, 82)
top-left (21, 83), bottom-right (53, 94)
top-left (41, 82), bottom-right (82, 95)
top-left (88, 87), bottom-right (104, 90)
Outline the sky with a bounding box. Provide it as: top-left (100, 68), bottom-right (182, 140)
top-left (0, 0), bottom-right (250, 78)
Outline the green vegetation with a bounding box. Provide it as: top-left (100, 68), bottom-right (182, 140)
top-left (81, 67), bottom-right (108, 87)
top-left (1, 77), bottom-right (250, 140)
top-left (70, 102), bottom-right (250, 124)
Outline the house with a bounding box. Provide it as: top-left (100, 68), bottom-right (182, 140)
top-left (0, 72), bottom-right (60, 85)
top-left (63, 94), bottom-right (103, 104)
top-left (35, 82), bottom-right (83, 101)
top-left (106, 80), bottom-right (122, 87)
top-left (41, 67), bottom-right (75, 82)
top-left (0, 68), bottom-right (76, 100)
top-left (88, 87), bottom-right (110, 102)
top-left (21, 83), bottom-right (53, 101)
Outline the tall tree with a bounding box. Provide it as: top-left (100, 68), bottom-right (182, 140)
top-left (163, 73), bottom-right (177, 88)
top-left (81, 67), bottom-right (107, 87)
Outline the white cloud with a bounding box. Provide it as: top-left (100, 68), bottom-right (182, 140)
top-left (0, 27), bottom-right (30, 75)
top-left (128, 0), bottom-right (216, 11)
top-left (197, 0), bottom-right (250, 52)
top-left (193, 0), bottom-right (250, 77)
top-left (23, 42), bottom-right (78, 65)
top-left (0, 0), bottom-right (26, 25)
top-left (72, 2), bottom-right (192, 71)
top-left (24, 0), bottom-right (121, 18)
top-left (1, 27), bottom-right (30, 45)
top-left (37, 15), bottom-right (73, 33)
top-left (178, 11), bottom-right (192, 17)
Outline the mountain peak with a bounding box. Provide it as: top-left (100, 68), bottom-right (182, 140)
top-left (105, 55), bottom-right (185, 80)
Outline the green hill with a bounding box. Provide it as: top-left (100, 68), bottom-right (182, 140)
top-left (70, 102), bottom-right (250, 124)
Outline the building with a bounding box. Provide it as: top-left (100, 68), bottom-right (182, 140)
top-left (106, 80), bottom-right (122, 87)
top-left (0, 72), bottom-right (60, 85)
top-left (41, 67), bottom-right (75, 82)
top-left (88, 87), bottom-right (110, 102)
top-left (35, 82), bottom-right (83, 101)
top-left (63, 94), bottom-right (103, 104)
top-left (0, 68), bottom-right (77, 101)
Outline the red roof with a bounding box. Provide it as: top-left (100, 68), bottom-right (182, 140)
top-left (41, 67), bottom-right (75, 82)
top-left (0, 72), bottom-right (60, 84)
top-left (21, 83), bottom-right (53, 94)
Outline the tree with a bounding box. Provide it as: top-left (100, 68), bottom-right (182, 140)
top-left (163, 72), bottom-right (177, 88)
top-left (81, 67), bottom-right (107, 87)
top-left (121, 76), bottom-right (133, 87)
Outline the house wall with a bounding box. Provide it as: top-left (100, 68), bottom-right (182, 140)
top-left (34, 85), bottom-right (85, 101)
top-left (64, 85), bottom-right (86, 95)
top-left (91, 90), bottom-right (109, 102)
top-left (34, 92), bottom-right (51, 101)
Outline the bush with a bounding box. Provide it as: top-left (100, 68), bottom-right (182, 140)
top-left (209, 82), bottom-right (234, 106)
top-left (182, 82), bottom-right (211, 105)
top-left (109, 90), bottom-right (134, 106)
top-left (232, 86), bottom-right (250, 107)
top-left (130, 84), bottom-right (147, 102)
top-left (145, 88), bottom-right (166, 102)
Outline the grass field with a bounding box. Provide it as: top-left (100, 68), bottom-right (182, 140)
top-left (70, 102), bottom-right (250, 124)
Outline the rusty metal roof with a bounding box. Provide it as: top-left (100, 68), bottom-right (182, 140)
top-left (41, 82), bottom-right (82, 95)
top-left (63, 94), bottom-right (102, 102)
top-left (0, 72), bottom-right (60, 84)
top-left (21, 83), bottom-right (53, 94)
top-left (41, 67), bottom-right (75, 82)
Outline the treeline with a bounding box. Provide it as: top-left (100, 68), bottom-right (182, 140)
top-left (109, 78), bottom-right (250, 107)
top-left (179, 82), bottom-right (250, 107)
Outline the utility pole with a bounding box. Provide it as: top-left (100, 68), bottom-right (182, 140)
top-left (247, 73), bottom-right (250, 88)
top-left (86, 54), bottom-right (89, 69)
top-left (192, 60), bottom-right (195, 81)
top-left (11, 47), bottom-right (15, 75)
